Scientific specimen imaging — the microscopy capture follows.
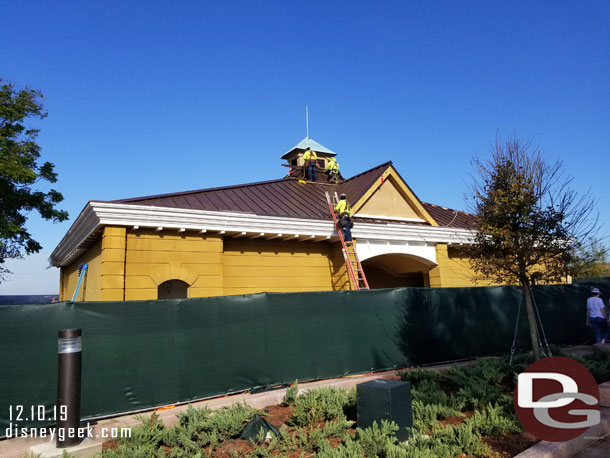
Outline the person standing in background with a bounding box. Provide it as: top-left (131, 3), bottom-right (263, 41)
top-left (586, 287), bottom-right (608, 344)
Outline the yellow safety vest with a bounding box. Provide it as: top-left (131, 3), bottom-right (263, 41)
top-left (325, 159), bottom-right (339, 173)
top-left (334, 200), bottom-right (351, 217)
top-left (304, 151), bottom-right (318, 165)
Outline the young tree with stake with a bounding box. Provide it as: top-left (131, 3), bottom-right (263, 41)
top-left (465, 135), bottom-right (597, 360)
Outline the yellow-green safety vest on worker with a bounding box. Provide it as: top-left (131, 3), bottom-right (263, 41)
top-left (303, 150), bottom-right (318, 164)
top-left (325, 159), bottom-right (339, 173)
top-left (335, 200), bottom-right (351, 217)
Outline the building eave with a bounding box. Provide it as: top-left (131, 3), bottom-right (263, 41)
top-left (50, 202), bottom-right (476, 267)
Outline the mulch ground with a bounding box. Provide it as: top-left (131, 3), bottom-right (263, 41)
top-left (438, 411), bottom-right (474, 427)
top-left (483, 431), bottom-right (539, 458)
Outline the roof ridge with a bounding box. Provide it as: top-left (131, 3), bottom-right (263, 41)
top-left (342, 161), bottom-right (393, 182)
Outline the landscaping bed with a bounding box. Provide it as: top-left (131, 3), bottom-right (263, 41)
top-left (102, 350), bottom-right (610, 457)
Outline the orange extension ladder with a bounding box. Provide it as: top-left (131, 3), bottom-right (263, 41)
top-left (325, 192), bottom-right (370, 291)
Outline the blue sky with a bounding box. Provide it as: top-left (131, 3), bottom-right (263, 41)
top-left (1, 1), bottom-right (609, 293)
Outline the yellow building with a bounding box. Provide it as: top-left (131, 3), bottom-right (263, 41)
top-left (51, 137), bottom-right (483, 301)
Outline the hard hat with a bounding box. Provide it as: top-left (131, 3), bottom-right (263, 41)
top-left (340, 193), bottom-right (347, 199)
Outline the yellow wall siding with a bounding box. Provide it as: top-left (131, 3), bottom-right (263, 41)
top-left (429, 244), bottom-right (496, 287)
top-left (222, 238), bottom-right (350, 296)
top-left (60, 239), bottom-right (103, 301)
top-left (329, 243), bottom-right (351, 290)
top-left (101, 227), bottom-right (126, 301)
top-left (60, 228), bottom-right (353, 301)
top-left (62, 228), bottom-right (507, 300)
top-left (124, 229), bottom-right (223, 300)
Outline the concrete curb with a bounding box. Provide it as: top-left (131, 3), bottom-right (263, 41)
top-left (514, 382), bottom-right (610, 458)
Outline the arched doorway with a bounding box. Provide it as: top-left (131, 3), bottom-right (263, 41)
top-left (158, 279), bottom-right (189, 299)
top-left (361, 253), bottom-right (435, 288)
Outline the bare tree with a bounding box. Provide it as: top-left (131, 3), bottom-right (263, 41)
top-left (570, 236), bottom-right (609, 278)
top-left (464, 135), bottom-right (597, 359)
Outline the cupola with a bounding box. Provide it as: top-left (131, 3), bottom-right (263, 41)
top-left (281, 137), bottom-right (337, 169)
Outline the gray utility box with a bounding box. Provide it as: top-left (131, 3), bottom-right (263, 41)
top-left (356, 379), bottom-right (413, 442)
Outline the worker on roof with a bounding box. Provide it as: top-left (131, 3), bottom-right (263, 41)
top-left (303, 147), bottom-right (318, 182)
top-left (334, 193), bottom-right (353, 245)
top-left (325, 157), bottom-right (339, 184)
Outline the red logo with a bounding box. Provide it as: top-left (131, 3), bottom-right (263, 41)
top-left (514, 356), bottom-right (599, 442)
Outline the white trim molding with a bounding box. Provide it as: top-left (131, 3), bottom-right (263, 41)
top-left (354, 213), bottom-right (426, 223)
top-left (356, 240), bottom-right (438, 265)
top-left (50, 202), bottom-right (475, 267)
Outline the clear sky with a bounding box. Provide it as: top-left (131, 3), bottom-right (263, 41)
top-left (1, 0), bottom-right (609, 294)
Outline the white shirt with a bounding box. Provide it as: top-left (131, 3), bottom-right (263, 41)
top-left (587, 296), bottom-right (605, 319)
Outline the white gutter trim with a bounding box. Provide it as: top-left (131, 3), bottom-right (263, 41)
top-left (50, 202), bottom-right (475, 267)
top-left (355, 213), bottom-right (426, 223)
top-left (49, 203), bottom-right (100, 268)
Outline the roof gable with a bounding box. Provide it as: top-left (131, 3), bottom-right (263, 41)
top-left (335, 162), bottom-right (393, 204)
top-left (348, 165), bottom-right (439, 226)
top-left (356, 177), bottom-right (424, 221)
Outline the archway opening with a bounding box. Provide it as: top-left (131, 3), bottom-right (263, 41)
top-left (361, 253), bottom-right (435, 288)
top-left (158, 279), bottom-right (189, 299)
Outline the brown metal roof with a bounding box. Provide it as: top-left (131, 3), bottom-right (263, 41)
top-left (422, 203), bottom-right (476, 229)
top-left (110, 162), bottom-right (475, 229)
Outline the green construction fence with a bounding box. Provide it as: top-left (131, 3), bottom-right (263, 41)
top-left (2, 280), bottom-right (609, 436)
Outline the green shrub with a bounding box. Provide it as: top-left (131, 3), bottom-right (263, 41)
top-left (398, 369), bottom-right (440, 389)
top-left (355, 420), bottom-right (402, 457)
top-left (290, 424), bottom-right (328, 453)
top-left (411, 400), bottom-right (462, 432)
top-left (283, 380), bottom-right (299, 406)
top-left (289, 387), bottom-right (350, 427)
top-left (265, 425), bottom-right (294, 455)
top-left (574, 352), bottom-right (610, 383)
top-left (112, 352), bottom-right (610, 457)
top-left (410, 378), bottom-right (448, 405)
top-left (444, 360), bottom-right (509, 410)
top-left (317, 437), bottom-right (366, 457)
top-left (321, 417), bottom-right (354, 439)
top-left (406, 423), bottom-right (491, 458)
top-left (129, 413), bottom-right (166, 449)
top-left (103, 403), bottom-right (256, 457)
top-left (465, 403), bottom-right (521, 436)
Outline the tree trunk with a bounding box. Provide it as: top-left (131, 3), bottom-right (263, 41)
top-left (521, 278), bottom-right (541, 360)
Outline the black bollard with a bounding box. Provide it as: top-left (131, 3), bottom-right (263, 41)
top-left (56, 328), bottom-right (82, 448)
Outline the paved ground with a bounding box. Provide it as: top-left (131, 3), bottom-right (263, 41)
top-left (573, 434), bottom-right (610, 458)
